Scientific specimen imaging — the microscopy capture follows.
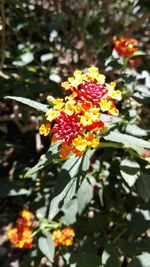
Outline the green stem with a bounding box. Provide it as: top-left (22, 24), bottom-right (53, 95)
top-left (112, 227), bottom-right (127, 244)
top-left (32, 221), bottom-right (62, 237)
top-left (100, 142), bottom-right (123, 149)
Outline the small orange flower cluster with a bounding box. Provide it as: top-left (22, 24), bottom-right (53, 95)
top-left (39, 67), bottom-right (121, 158)
top-left (8, 210), bottom-right (34, 249)
top-left (52, 226), bottom-right (75, 247)
top-left (114, 37), bottom-right (138, 57)
top-left (113, 37), bottom-right (141, 67)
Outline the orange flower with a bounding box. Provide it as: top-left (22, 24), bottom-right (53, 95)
top-left (52, 226), bottom-right (75, 247)
top-left (114, 37), bottom-right (138, 57)
top-left (18, 209), bottom-right (34, 227)
top-left (8, 226), bottom-right (33, 249)
top-left (59, 143), bottom-right (72, 159)
top-left (8, 209), bottom-right (34, 249)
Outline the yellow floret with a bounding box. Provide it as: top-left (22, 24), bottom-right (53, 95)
top-left (45, 108), bottom-right (59, 122)
top-left (72, 135), bottom-right (87, 152)
top-left (100, 99), bottom-right (112, 112)
top-left (64, 99), bottom-right (77, 115)
top-left (53, 98), bottom-right (64, 110)
top-left (109, 107), bottom-right (119, 116)
top-left (39, 124), bottom-right (50, 136)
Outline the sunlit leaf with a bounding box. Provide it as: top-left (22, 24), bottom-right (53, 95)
top-left (128, 252), bottom-right (150, 267)
top-left (120, 158), bottom-right (140, 187)
top-left (5, 96), bottom-right (49, 113)
top-left (48, 149), bottom-right (94, 220)
top-left (77, 178), bottom-right (93, 214)
top-left (101, 243), bottom-right (120, 267)
top-left (104, 131), bottom-right (150, 148)
top-left (25, 142), bottom-right (60, 177)
top-left (38, 232), bottom-right (55, 262)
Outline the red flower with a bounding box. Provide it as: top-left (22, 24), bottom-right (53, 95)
top-left (52, 112), bottom-right (83, 145)
top-left (76, 81), bottom-right (108, 107)
top-left (114, 37), bottom-right (138, 57)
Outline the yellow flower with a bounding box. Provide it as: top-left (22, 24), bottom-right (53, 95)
top-left (80, 113), bottom-right (93, 126)
top-left (72, 135), bottom-right (87, 152)
top-left (89, 107), bottom-right (100, 115)
top-left (80, 108), bottom-right (100, 126)
top-left (74, 70), bottom-right (82, 76)
top-left (53, 98), bottom-right (64, 110)
top-left (68, 76), bottom-right (83, 88)
top-left (61, 81), bottom-right (72, 90)
top-left (106, 82), bottom-right (116, 91)
top-left (109, 107), bottom-right (119, 116)
top-left (88, 66), bottom-right (99, 81)
top-left (45, 108), bottom-right (59, 122)
top-left (110, 82), bottom-right (116, 88)
top-left (39, 123), bottom-right (50, 136)
top-left (109, 90), bottom-right (122, 101)
top-left (91, 137), bottom-right (100, 148)
top-left (95, 74), bottom-right (106, 84)
top-left (85, 132), bottom-right (100, 148)
top-left (100, 99), bottom-right (112, 112)
top-left (64, 99), bottom-right (77, 115)
top-left (88, 66), bottom-right (99, 74)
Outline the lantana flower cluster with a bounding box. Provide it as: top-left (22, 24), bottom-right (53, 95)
top-left (113, 37), bottom-right (141, 67)
top-left (39, 67), bottom-right (122, 158)
top-left (52, 226), bottom-right (75, 247)
top-left (8, 210), bottom-right (34, 249)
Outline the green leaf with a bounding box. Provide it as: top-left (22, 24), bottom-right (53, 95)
top-left (5, 96), bottom-right (49, 113)
top-left (25, 142), bottom-right (60, 177)
top-left (0, 181), bottom-right (31, 197)
top-left (117, 239), bottom-right (136, 257)
top-left (127, 210), bottom-right (150, 237)
top-left (132, 51), bottom-right (146, 57)
top-left (128, 252), bottom-right (150, 267)
top-left (131, 146), bottom-right (150, 164)
top-left (38, 232), bottom-right (55, 263)
top-left (48, 157), bottom-right (83, 220)
top-left (101, 243), bottom-right (120, 267)
top-left (126, 124), bottom-right (149, 137)
top-left (104, 131), bottom-right (150, 149)
top-left (64, 252), bottom-right (101, 267)
top-left (36, 207), bottom-right (47, 219)
top-left (61, 198), bottom-right (78, 225)
top-left (120, 158), bottom-right (140, 187)
top-left (81, 149), bottom-right (95, 172)
top-left (77, 178), bottom-right (93, 215)
top-left (89, 212), bottom-right (109, 233)
top-left (100, 114), bottom-right (122, 125)
top-left (136, 173), bottom-right (150, 202)
top-left (48, 150), bottom-right (94, 220)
